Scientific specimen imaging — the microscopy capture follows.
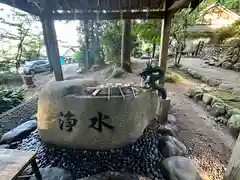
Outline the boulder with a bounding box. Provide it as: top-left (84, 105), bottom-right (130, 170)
top-left (210, 104), bottom-right (226, 117)
top-left (207, 79), bottom-right (220, 86)
top-left (231, 55), bottom-right (239, 64)
top-left (215, 117), bottom-right (228, 125)
top-left (226, 108), bottom-right (240, 119)
top-left (210, 97), bottom-right (223, 107)
top-left (233, 88), bottom-right (240, 95)
top-left (158, 136), bottom-right (187, 157)
top-left (194, 92), bottom-right (203, 102)
top-left (0, 144), bottom-right (10, 149)
top-left (187, 88), bottom-right (203, 99)
top-left (202, 93), bottom-right (213, 105)
top-left (0, 120), bottom-right (37, 144)
top-left (160, 156), bottom-right (208, 180)
top-left (219, 83), bottom-right (234, 91)
top-left (192, 72), bottom-right (202, 79)
top-left (77, 172), bottom-right (151, 180)
top-left (157, 124), bottom-right (178, 137)
top-left (201, 76), bottom-right (208, 83)
top-left (232, 63), bottom-right (240, 72)
top-left (30, 167), bottom-right (72, 180)
top-left (227, 114), bottom-right (240, 129)
top-left (168, 114), bottom-right (177, 124)
top-left (112, 67), bottom-right (125, 78)
top-left (188, 69), bottom-right (197, 77)
top-left (38, 79), bottom-right (158, 150)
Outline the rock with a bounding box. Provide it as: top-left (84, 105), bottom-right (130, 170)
top-left (157, 124), bottom-right (178, 137)
top-left (226, 108), bottom-right (240, 119)
top-left (38, 79), bottom-right (158, 150)
top-left (0, 120), bottom-right (37, 144)
top-left (233, 47), bottom-right (240, 55)
top-left (29, 113), bottom-right (37, 120)
top-left (210, 97), bottom-right (223, 107)
top-left (187, 88), bottom-right (195, 98)
top-left (207, 78), bottom-right (220, 86)
top-left (77, 172), bottom-right (151, 180)
top-left (30, 167), bottom-right (72, 180)
top-left (160, 156), bottom-right (206, 180)
top-left (0, 144), bottom-right (10, 149)
top-left (201, 76), bottom-right (208, 83)
top-left (232, 62), bottom-right (240, 72)
top-left (215, 117), bottom-right (228, 125)
top-left (158, 136), bottom-right (187, 157)
top-left (210, 104), bottom-right (226, 117)
top-left (225, 133), bottom-right (240, 179)
top-left (180, 67), bottom-right (188, 73)
top-left (202, 93), bottom-right (213, 105)
top-left (193, 92), bottom-right (203, 102)
top-left (192, 72), bottom-right (202, 79)
top-left (227, 114), bottom-right (240, 129)
top-left (219, 83), bottom-right (234, 91)
top-left (188, 69), bottom-right (197, 77)
top-left (233, 87), bottom-right (240, 95)
top-left (168, 114), bottom-right (177, 124)
top-left (231, 54), bottom-right (239, 63)
top-left (112, 67), bottom-right (125, 78)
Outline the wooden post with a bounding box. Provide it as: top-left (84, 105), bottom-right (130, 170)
top-left (121, 20), bottom-right (132, 72)
top-left (41, 18), bottom-right (53, 72)
top-left (83, 20), bottom-right (89, 69)
top-left (158, 2), bottom-right (173, 84)
top-left (42, 18), bottom-right (63, 81)
top-left (41, 0), bottom-right (63, 81)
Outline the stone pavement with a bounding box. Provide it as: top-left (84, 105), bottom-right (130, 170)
top-left (180, 58), bottom-right (240, 94)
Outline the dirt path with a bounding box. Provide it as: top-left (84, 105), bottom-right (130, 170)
top-left (166, 83), bottom-right (234, 179)
top-left (70, 59), bottom-right (234, 179)
top-left (181, 57), bottom-right (240, 91)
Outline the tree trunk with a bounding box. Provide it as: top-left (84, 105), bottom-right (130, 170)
top-left (83, 20), bottom-right (89, 69)
top-left (95, 21), bottom-right (103, 66)
top-left (121, 20), bottom-right (132, 73)
top-left (152, 43), bottom-right (156, 58)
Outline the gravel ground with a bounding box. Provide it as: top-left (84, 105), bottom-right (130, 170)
top-left (11, 128), bottom-right (166, 179)
top-left (0, 98), bottom-right (37, 136)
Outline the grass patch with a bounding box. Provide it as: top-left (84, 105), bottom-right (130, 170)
top-left (211, 89), bottom-right (240, 109)
top-left (165, 72), bottom-right (184, 83)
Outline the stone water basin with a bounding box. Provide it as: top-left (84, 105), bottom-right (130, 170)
top-left (38, 79), bottom-right (158, 150)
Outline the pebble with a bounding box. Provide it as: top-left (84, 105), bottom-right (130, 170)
top-left (10, 130), bottom-right (166, 179)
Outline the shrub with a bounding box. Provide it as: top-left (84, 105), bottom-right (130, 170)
top-left (216, 20), bottom-right (240, 43)
top-left (0, 86), bottom-right (24, 114)
top-left (0, 72), bottom-right (22, 85)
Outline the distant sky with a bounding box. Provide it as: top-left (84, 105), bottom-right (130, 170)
top-left (0, 3), bottom-right (80, 55)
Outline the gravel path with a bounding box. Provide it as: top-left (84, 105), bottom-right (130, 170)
top-left (181, 57), bottom-right (240, 90)
top-left (166, 83), bottom-right (234, 180)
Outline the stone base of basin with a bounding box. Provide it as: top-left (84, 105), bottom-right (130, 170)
top-left (37, 79), bottom-right (158, 150)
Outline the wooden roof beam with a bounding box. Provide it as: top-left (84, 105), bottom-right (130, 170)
top-left (52, 11), bottom-right (165, 20)
top-left (0, 0), bottom-right (40, 15)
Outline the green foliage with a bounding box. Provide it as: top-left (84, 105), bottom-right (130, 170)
top-left (0, 72), bottom-right (22, 85)
top-left (216, 20), bottom-right (240, 42)
top-left (165, 72), bottom-right (183, 83)
top-left (100, 21), bottom-right (137, 65)
top-left (0, 86), bottom-right (24, 114)
top-left (101, 21), bottom-right (122, 65)
top-left (0, 8), bottom-right (43, 70)
top-left (133, 20), bottom-right (161, 44)
top-left (72, 51), bottom-right (84, 66)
